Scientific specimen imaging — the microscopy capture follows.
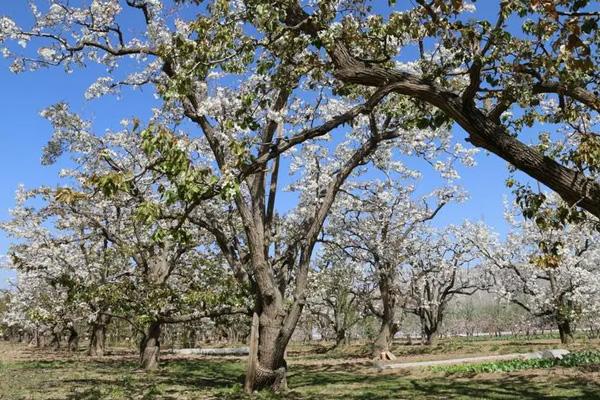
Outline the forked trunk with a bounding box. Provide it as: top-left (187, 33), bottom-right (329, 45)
top-left (420, 318), bottom-right (438, 346)
top-left (88, 324), bottom-right (106, 356)
top-left (140, 321), bottom-right (161, 370)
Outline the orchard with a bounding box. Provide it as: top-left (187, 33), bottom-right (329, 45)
top-left (0, 1), bottom-right (599, 398)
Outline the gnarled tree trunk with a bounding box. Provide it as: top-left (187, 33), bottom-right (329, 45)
top-left (373, 319), bottom-right (397, 357)
top-left (419, 311), bottom-right (440, 346)
top-left (88, 314), bottom-right (111, 357)
top-left (421, 325), bottom-right (436, 346)
top-left (245, 291), bottom-right (297, 393)
top-left (253, 308), bottom-right (288, 392)
top-left (140, 321), bottom-right (161, 370)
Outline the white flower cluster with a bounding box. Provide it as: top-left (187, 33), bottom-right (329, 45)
top-left (90, 0), bottom-right (122, 27)
top-left (84, 76), bottom-right (116, 100)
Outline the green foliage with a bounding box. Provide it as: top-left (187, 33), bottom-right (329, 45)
top-left (140, 125), bottom-right (223, 205)
top-left (512, 183), bottom-right (587, 234)
top-left (54, 187), bottom-right (87, 205)
top-left (88, 172), bottom-right (133, 197)
top-left (435, 350), bottom-right (600, 375)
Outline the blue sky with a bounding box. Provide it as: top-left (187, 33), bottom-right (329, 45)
top-left (0, 1), bottom-right (524, 288)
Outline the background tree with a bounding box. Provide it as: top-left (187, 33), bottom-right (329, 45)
top-left (306, 254), bottom-right (366, 349)
top-left (471, 196), bottom-right (600, 344)
top-left (324, 176), bottom-right (467, 357)
top-left (403, 226), bottom-right (480, 345)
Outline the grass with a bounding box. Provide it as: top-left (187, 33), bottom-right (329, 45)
top-left (1, 340), bottom-right (599, 399)
top-left (433, 350), bottom-right (600, 375)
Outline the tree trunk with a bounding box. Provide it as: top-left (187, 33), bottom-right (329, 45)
top-left (373, 319), bottom-right (395, 357)
top-left (558, 320), bottom-right (574, 345)
top-left (50, 332), bottom-right (61, 350)
top-left (422, 330), bottom-right (435, 346)
top-left (245, 304), bottom-right (289, 393)
top-left (372, 270), bottom-right (397, 358)
top-left (420, 318), bottom-right (438, 346)
top-left (88, 320), bottom-right (108, 357)
top-left (244, 312), bottom-right (260, 394)
top-left (140, 321), bottom-right (161, 370)
top-left (335, 328), bottom-right (347, 348)
top-left (29, 329), bottom-right (40, 348)
top-left (67, 327), bottom-right (79, 352)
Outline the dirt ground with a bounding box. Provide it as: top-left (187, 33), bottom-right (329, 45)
top-left (1, 338), bottom-right (599, 399)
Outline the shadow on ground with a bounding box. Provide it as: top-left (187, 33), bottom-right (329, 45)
top-left (2, 342), bottom-right (600, 400)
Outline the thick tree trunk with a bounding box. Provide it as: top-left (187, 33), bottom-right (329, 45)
top-left (88, 315), bottom-right (111, 357)
top-left (422, 330), bottom-right (436, 346)
top-left (245, 304), bottom-right (290, 393)
top-left (140, 321), bottom-right (161, 370)
top-left (558, 320), bottom-right (574, 345)
top-left (420, 319), bottom-right (438, 346)
top-left (373, 319), bottom-right (397, 357)
top-left (67, 327), bottom-right (79, 352)
top-left (255, 312), bottom-right (288, 390)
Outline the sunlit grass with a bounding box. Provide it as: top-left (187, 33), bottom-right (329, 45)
top-left (1, 340), bottom-right (599, 399)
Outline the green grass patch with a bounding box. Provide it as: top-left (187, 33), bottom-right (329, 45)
top-left (435, 350), bottom-right (600, 375)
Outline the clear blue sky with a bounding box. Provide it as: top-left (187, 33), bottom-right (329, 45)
top-left (0, 2), bottom-right (525, 288)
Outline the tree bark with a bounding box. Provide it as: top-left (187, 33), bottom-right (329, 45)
top-left (372, 270), bottom-right (398, 358)
top-left (67, 327), bottom-right (79, 352)
top-left (50, 332), bottom-right (61, 350)
top-left (244, 298), bottom-right (291, 393)
top-left (420, 314), bottom-right (439, 346)
top-left (29, 329), bottom-right (40, 348)
top-left (244, 312), bottom-right (260, 394)
top-left (558, 320), bottom-right (574, 345)
top-left (373, 319), bottom-right (396, 357)
top-left (88, 315), bottom-right (110, 357)
top-left (254, 308), bottom-right (288, 391)
top-left (140, 321), bottom-right (161, 370)
top-left (422, 329), bottom-right (436, 346)
top-left (333, 328), bottom-right (348, 349)
top-left (184, 327), bottom-right (196, 349)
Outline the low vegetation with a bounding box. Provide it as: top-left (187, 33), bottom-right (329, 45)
top-left (435, 350), bottom-right (600, 375)
top-left (2, 340), bottom-right (600, 399)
